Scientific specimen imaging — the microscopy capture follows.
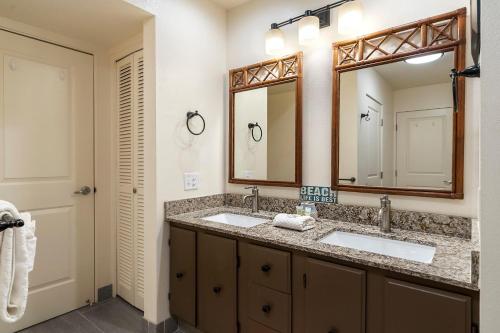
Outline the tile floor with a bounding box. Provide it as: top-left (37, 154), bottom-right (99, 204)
top-left (18, 298), bottom-right (146, 333)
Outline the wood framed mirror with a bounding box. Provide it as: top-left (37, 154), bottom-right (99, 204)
top-left (229, 53), bottom-right (303, 187)
top-left (332, 9), bottom-right (466, 199)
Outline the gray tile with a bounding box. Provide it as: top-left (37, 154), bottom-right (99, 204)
top-left (81, 298), bottom-right (143, 333)
top-left (19, 311), bottom-right (102, 333)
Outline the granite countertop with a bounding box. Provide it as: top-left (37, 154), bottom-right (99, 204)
top-left (166, 206), bottom-right (480, 291)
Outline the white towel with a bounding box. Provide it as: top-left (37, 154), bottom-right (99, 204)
top-left (272, 213), bottom-right (315, 231)
top-left (0, 200), bottom-right (37, 323)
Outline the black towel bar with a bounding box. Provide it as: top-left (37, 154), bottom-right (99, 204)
top-left (0, 214), bottom-right (24, 232)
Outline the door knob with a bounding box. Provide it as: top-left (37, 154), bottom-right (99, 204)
top-left (443, 180), bottom-right (453, 185)
top-left (261, 304), bottom-right (271, 313)
top-left (261, 264), bottom-right (271, 273)
top-left (213, 286), bottom-right (222, 294)
top-left (74, 186), bottom-right (92, 195)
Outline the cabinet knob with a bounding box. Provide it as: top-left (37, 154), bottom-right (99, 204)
top-left (261, 264), bottom-right (271, 273)
top-left (213, 286), bottom-right (222, 294)
top-left (261, 304), bottom-right (271, 314)
top-left (176, 272), bottom-right (184, 279)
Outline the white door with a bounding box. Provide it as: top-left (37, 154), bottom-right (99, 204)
top-left (358, 96), bottom-right (383, 186)
top-left (396, 108), bottom-right (453, 189)
top-left (116, 51), bottom-right (145, 310)
top-left (0, 31), bottom-right (94, 332)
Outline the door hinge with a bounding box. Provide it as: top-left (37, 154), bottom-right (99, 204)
top-left (168, 292), bottom-right (171, 301)
top-left (395, 170), bottom-right (398, 177)
top-left (237, 256), bottom-right (241, 269)
top-left (94, 187), bottom-right (97, 193)
top-left (395, 123), bottom-right (398, 131)
top-left (168, 238), bottom-right (171, 247)
top-left (302, 273), bottom-right (307, 289)
top-left (380, 171), bottom-right (384, 179)
top-left (380, 119), bottom-right (384, 126)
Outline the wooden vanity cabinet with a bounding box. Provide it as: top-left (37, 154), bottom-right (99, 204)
top-left (293, 256), bottom-right (366, 333)
top-left (169, 225), bottom-right (478, 333)
top-left (197, 233), bottom-right (238, 333)
top-left (380, 278), bottom-right (471, 333)
top-left (169, 227), bottom-right (196, 326)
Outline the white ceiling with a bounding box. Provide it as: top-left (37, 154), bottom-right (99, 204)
top-left (374, 52), bottom-right (455, 89)
top-left (0, 0), bottom-right (152, 47)
top-left (211, 0), bottom-right (251, 9)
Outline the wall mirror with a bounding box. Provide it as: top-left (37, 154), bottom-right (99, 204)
top-left (332, 9), bottom-right (466, 198)
top-left (229, 53), bottom-right (302, 187)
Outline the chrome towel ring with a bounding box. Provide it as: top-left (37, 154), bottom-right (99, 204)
top-left (186, 110), bottom-right (206, 136)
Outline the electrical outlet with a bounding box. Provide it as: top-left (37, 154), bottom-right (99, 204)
top-left (184, 172), bottom-right (200, 191)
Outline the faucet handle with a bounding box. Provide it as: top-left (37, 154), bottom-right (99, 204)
top-left (380, 195), bottom-right (391, 205)
top-left (245, 185), bottom-right (258, 190)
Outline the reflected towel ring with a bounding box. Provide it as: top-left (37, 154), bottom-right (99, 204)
top-left (186, 110), bottom-right (206, 136)
top-left (248, 122), bottom-right (263, 142)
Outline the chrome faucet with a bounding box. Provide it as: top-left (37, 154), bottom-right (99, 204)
top-left (378, 195), bottom-right (391, 232)
top-left (243, 186), bottom-right (260, 213)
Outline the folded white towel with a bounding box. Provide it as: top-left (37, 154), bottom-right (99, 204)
top-left (272, 213), bottom-right (315, 231)
top-left (0, 200), bottom-right (37, 324)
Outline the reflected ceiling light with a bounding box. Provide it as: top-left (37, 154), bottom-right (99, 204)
top-left (405, 53), bottom-right (444, 64)
top-left (299, 11), bottom-right (320, 45)
top-left (265, 24), bottom-right (285, 56)
top-left (265, 0), bottom-right (362, 54)
top-left (338, 1), bottom-right (364, 35)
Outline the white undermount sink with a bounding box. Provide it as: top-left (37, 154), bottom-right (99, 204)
top-left (320, 231), bottom-right (436, 264)
top-left (202, 213), bottom-right (268, 228)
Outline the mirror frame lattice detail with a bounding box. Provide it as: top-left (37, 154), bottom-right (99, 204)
top-left (331, 8), bottom-right (466, 199)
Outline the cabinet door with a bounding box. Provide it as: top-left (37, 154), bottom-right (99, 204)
top-left (169, 227), bottom-right (196, 326)
top-left (304, 258), bottom-right (366, 333)
top-left (383, 278), bottom-right (471, 333)
top-left (198, 233), bottom-right (237, 333)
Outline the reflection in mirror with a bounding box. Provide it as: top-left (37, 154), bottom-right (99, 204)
top-left (338, 51), bottom-right (454, 190)
top-left (234, 81), bottom-right (296, 182)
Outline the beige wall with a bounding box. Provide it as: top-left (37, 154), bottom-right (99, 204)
top-left (267, 84), bottom-right (296, 181)
top-left (226, 0), bottom-right (480, 218)
top-left (393, 83), bottom-right (452, 112)
top-left (234, 88), bottom-right (268, 180)
top-left (480, 0), bottom-right (500, 330)
top-left (127, 0), bottom-right (227, 324)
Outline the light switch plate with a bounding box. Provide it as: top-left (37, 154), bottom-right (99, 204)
top-left (184, 172), bottom-right (200, 190)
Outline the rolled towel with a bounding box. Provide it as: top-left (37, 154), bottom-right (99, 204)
top-left (272, 213), bottom-right (315, 231)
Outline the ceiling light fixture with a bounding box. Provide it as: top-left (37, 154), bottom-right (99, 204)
top-left (265, 0), bottom-right (363, 55)
top-left (405, 53), bottom-right (444, 65)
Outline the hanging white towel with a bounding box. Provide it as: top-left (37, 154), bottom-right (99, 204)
top-left (272, 213), bottom-right (315, 231)
top-left (0, 200), bottom-right (37, 324)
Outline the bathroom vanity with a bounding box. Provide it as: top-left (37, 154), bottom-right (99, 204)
top-left (166, 200), bottom-right (479, 333)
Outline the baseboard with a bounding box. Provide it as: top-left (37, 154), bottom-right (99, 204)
top-left (142, 317), bottom-right (178, 333)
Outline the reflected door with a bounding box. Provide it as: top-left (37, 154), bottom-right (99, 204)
top-left (358, 96), bottom-right (383, 186)
top-left (0, 30), bottom-right (94, 332)
top-left (396, 108), bottom-right (453, 189)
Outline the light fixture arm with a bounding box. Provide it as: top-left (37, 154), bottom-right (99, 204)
top-left (270, 0), bottom-right (354, 29)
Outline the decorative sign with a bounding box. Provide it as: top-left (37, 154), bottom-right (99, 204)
top-left (300, 186), bottom-right (337, 204)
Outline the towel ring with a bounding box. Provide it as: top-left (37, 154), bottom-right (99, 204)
top-left (186, 110), bottom-right (206, 136)
top-left (248, 122), bottom-right (263, 142)
top-left (0, 214), bottom-right (24, 232)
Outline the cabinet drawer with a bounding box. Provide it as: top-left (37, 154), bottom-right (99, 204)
top-left (248, 283), bottom-right (291, 333)
top-left (248, 320), bottom-right (280, 333)
top-left (247, 243), bottom-right (290, 293)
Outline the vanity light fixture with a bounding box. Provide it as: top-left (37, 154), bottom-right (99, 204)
top-left (338, 0), bottom-right (364, 35)
top-left (265, 0), bottom-right (361, 55)
top-left (405, 53), bottom-right (444, 65)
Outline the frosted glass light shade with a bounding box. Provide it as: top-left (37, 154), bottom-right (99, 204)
top-left (338, 1), bottom-right (364, 35)
top-left (265, 28), bottom-right (285, 56)
top-left (405, 53), bottom-right (444, 64)
top-left (298, 15), bottom-right (320, 45)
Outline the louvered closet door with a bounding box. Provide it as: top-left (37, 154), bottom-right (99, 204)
top-left (116, 50), bottom-right (144, 310)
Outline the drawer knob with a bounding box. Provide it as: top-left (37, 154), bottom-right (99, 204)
top-left (213, 286), bottom-right (222, 294)
top-left (261, 264), bottom-right (272, 273)
top-left (261, 304), bottom-right (272, 314)
top-left (176, 272), bottom-right (184, 279)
